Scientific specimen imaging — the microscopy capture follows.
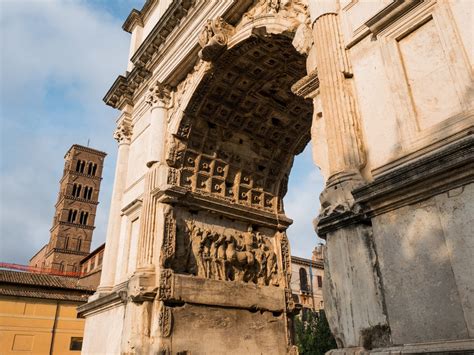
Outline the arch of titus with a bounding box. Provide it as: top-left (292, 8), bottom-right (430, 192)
top-left (79, 0), bottom-right (473, 353)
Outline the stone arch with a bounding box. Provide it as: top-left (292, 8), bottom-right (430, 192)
top-left (153, 11), bottom-right (316, 354)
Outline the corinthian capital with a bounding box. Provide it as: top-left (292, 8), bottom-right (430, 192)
top-left (146, 81), bottom-right (172, 108)
top-left (113, 118), bottom-right (133, 144)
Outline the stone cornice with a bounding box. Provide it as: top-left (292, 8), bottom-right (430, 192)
top-left (130, 0), bottom-right (195, 68)
top-left (353, 135), bottom-right (474, 216)
top-left (156, 186), bottom-right (293, 230)
top-left (103, 68), bottom-right (151, 109)
top-left (123, 9), bottom-right (143, 33)
top-left (105, 0), bottom-right (254, 110)
top-left (52, 221), bottom-right (96, 231)
top-left (317, 135), bottom-right (474, 237)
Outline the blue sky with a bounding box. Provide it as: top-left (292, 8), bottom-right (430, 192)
top-left (0, 0), bottom-right (324, 265)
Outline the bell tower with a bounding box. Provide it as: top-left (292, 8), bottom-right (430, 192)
top-left (30, 144), bottom-right (106, 273)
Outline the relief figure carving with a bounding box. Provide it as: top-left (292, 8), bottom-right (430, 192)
top-left (184, 224), bottom-right (279, 286)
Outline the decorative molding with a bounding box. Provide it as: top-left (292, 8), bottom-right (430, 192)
top-left (123, 9), bottom-right (143, 33)
top-left (291, 70), bottom-right (319, 98)
top-left (104, 68), bottom-right (151, 109)
top-left (131, 0), bottom-right (196, 68)
top-left (365, 0), bottom-right (423, 39)
top-left (353, 135), bottom-right (474, 216)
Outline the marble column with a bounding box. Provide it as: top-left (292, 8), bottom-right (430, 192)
top-left (311, 3), bottom-right (366, 187)
top-left (136, 82), bottom-right (171, 270)
top-left (97, 115), bottom-right (132, 292)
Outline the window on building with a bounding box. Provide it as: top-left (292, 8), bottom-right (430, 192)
top-left (75, 160), bottom-right (85, 173)
top-left (59, 262), bottom-right (64, 272)
top-left (72, 184), bottom-right (82, 198)
top-left (92, 163), bottom-right (97, 176)
top-left (83, 186), bottom-right (93, 200)
top-left (317, 275), bottom-right (323, 288)
top-left (64, 236), bottom-right (69, 250)
top-left (67, 209), bottom-right (77, 223)
top-left (79, 211), bottom-right (89, 225)
top-left (76, 238), bottom-right (82, 251)
top-left (299, 268), bottom-right (309, 293)
top-left (98, 252), bottom-right (103, 267)
top-left (69, 337), bottom-right (83, 351)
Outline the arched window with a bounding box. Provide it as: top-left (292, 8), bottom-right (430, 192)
top-left (299, 267), bottom-right (309, 292)
top-left (79, 211), bottom-right (89, 225)
top-left (87, 162), bottom-right (93, 175)
top-left (87, 187), bottom-right (93, 200)
top-left (59, 262), bottom-right (64, 272)
top-left (75, 160), bottom-right (81, 172)
top-left (92, 163), bottom-right (97, 176)
top-left (76, 238), bottom-right (82, 251)
top-left (72, 184), bottom-right (77, 196)
top-left (67, 209), bottom-right (77, 223)
top-left (64, 236), bottom-right (69, 250)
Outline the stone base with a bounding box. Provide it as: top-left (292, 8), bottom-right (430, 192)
top-left (327, 339), bottom-right (474, 355)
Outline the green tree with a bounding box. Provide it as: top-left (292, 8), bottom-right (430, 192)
top-left (294, 310), bottom-right (337, 355)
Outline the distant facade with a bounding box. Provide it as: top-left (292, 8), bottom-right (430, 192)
top-left (0, 270), bottom-right (94, 354)
top-left (30, 145), bottom-right (106, 274)
top-left (290, 246), bottom-right (324, 313)
top-left (78, 243), bottom-right (105, 288)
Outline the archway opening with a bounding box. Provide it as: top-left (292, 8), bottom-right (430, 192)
top-left (170, 32), bottom-right (319, 281)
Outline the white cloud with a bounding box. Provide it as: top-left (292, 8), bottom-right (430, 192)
top-left (0, 0), bottom-right (132, 263)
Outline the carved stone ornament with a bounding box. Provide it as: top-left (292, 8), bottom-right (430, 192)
top-left (113, 119), bottom-right (133, 144)
top-left (278, 231), bottom-right (292, 288)
top-left (158, 301), bottom-right (172, 337)
top-left (146, 81), bottom-right (172, 108)
top-left (292, 20), bottom-right (313, 55)
top-left (241, 0), bottom-right (310, 30)
top-left (198, 18), bottom-right (235, 62)
top-left (167, 167), bottom-right (179, 186)
top-left (160, 211), bottom-right (177, 268)
top-left (158, 268), bottom-right (173, 301)
top-left (182, 223), bottom-right (280, 286)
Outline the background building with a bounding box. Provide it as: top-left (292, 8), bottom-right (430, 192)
top-left (0, 270), bottom-right (94, 354)
top-left (30, 145), bottom-right (106, 274)
top-left (291, 245), bottom-right (325, 313)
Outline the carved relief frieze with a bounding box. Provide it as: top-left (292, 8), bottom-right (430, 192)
top-left (176, 222), bottom-right (280, 286)
top-left (158, 301), bottom-right (172, 337)
top-left (198, 18), bottom-right (235, 62)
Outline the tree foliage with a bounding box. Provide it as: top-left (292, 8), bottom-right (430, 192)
top-left (294, 310), bottom-right (337, 355)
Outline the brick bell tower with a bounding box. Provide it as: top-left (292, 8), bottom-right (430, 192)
top-left (30, 145), bottom-right (106, 273)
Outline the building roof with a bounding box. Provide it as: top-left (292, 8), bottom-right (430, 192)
top-left (0, 270), bottom-right (94, 302)
top-left (80, 243), bottom-right (105, 264)
top-left (291, 255), bottom-right (324, 269)
top-left (65, 144), bottom-right (107, 158)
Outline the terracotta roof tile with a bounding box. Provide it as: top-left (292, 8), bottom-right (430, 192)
top-left (0, 270), bottom-right (93, 291)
